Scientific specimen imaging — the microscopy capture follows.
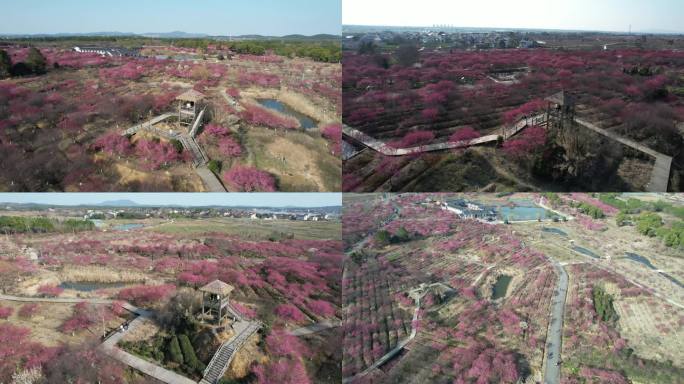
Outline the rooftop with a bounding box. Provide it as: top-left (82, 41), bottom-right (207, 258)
top-left (176, 89), bottom-right (206, 103)
top-left (545, 90), bottom-right (575, 106)
top-left (200, 279), bottom-right (234, 295)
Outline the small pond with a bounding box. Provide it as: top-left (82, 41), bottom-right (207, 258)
top-left (257, 99), bottom-right (317, 129)
top-left (572, 245), bottom-right (600, 259)
top-left (624, 252), bottom-right (657, 270)
top-left (59, 281), bottom-right (126, 292)
top-left (659, 272), bottom-right (684, 288)
top-left (112, 223), bottom-right (145, 231)
top-left (542, 227), bottom-right (567, 236)
top-left (499, 205), bottom-right (553, 222)
top-left (491, 275), bottom-right (512, 300)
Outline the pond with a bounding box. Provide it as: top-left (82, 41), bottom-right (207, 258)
top-left (59, 281), bottom-right (126, 292)
top-left (112, 223), bottom-right (145, 231)
top-left (659, 272), bottom-right (684, 288)
top-left (257, 99), bottom-right (317, 129)
top-left (624, 252), bottom-right (657, 270)
top-left (491, 275), bottom-right (512, 300)
top-left (572, 245), bottom-right (600, 259)
top-left (499, 200), bottom-right (556, 221)
top-left (542, 227), bottom-right (567, 236)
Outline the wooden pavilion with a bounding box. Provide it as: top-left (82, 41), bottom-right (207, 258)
top-left (177, 89), bottom-right (206, 126)
top-left (200, 279), bottom-right (234, 325)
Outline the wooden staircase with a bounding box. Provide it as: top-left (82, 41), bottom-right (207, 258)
top-left (200, 321), bottom-right (262, 384)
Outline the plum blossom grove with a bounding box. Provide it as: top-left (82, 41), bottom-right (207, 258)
top-left (0, 221), bottom-right (342, 383)
top-left (0, 43), bottom-right (340, 191)
top-left (198, 124), bottom-right (243, 158)
top-left (343, 196), bottom-right (559, 382)
top-left (343, 49), bottom-right (684, 156)
top-left (223, 165), bottom-right (277, 192)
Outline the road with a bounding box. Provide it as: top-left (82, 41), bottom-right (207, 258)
top-left (543, 259), bottom-right (569, 384)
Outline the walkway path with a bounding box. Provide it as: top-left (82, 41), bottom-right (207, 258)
top-left (200, 320), bottom-right (261, 384)
top-left (575, 118), bottom-right (672, 192)
top-left (122, 113), bottom-right (175, 136)
top-left (0, 294), bottom-right (195, 384)
top-left (343, 114), bottom-right (545, 157)
top-left (542, 259), bottom-right (569, 384)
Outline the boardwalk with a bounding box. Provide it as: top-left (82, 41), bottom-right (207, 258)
top-left (100, 312), bottom-right (196, 384)
top-left (575, 118), bottom-right (671, 192)
top-left (0, 294), bottom-right (195, 384)
top-left (122, 113), bottom-right (175, 136)
top-left (200, 320), bottom-right (261, 384)
top-left (344, 114), bottom-right (672, 192)
top-left (342, 114), bottom-right (544, 157)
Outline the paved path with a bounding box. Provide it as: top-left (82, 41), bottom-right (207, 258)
top-left (195, 165), bottom-right (228, 192)
top-left (543, 259), bottom-right (569, 384)
top-left (342, 114), bottom-right (544, 156)
top-left (575, 118), bottom-right (672, 192)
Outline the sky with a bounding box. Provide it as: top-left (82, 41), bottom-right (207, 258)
top-left (1, 0), bottom-right (341, 36)
top-left (0, 193), bottom-right (342, 207)
top-left (343, 0), bottom-right (684, 33)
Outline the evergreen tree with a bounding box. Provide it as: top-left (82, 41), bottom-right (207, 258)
top-left (26, 47), bottom-right (47, 74)
top-left (167, 335), bottom-right (184, 364)
top-left (0, 50), bottom-right (11, 79)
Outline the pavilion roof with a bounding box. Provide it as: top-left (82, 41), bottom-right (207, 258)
top-left (545, 90), bottom-right (575, 106)
top-left (176, 89), bottom-right (206, 103)
top-left (200, 279), bottom-right (234, 295)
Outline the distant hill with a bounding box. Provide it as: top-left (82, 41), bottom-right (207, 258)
top-left (141, 31), bottom-right (210, 38)
top-left (0, 31), bottom-right (341, 40)
top-left (96, 200), bottom-right (140, 207)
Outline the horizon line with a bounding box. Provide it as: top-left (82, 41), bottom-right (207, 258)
top-left (342, 23), bottom-right (684, 35)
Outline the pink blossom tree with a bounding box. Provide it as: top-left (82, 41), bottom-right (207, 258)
top-left (274, 304), bottom-right (306, 323)
top-left (92, 133), bottom-right (133, 156)
top-left (0, 306), bottom-right (13, 319)
top-left (449, 126), bottom-right (481, 143)
top-left (241, 104), bottom-right (299, 130)
top-left (223, 165), bottom-right (276, 192)
top-left (37, 284), bottom-right (64, 297)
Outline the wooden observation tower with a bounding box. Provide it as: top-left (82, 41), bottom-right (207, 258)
top-left (200, 279), bottom-right (234, 325)
top-left (176, 89), bottom-right (206, 127)
top-left (544, 90), bottom-right (576, 134)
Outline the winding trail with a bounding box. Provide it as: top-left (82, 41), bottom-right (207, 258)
top-left (0, 293), bottom-right (196, 384)
top-left (342, 114), bottom-right (545, 156)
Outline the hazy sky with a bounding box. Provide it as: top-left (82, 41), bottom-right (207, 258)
top-left (1, 0), bottom-right (341, 36)
top-left (0, 193), bottom-right (341, 207)
top-left (344, 0), bottom-right (684, 33)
